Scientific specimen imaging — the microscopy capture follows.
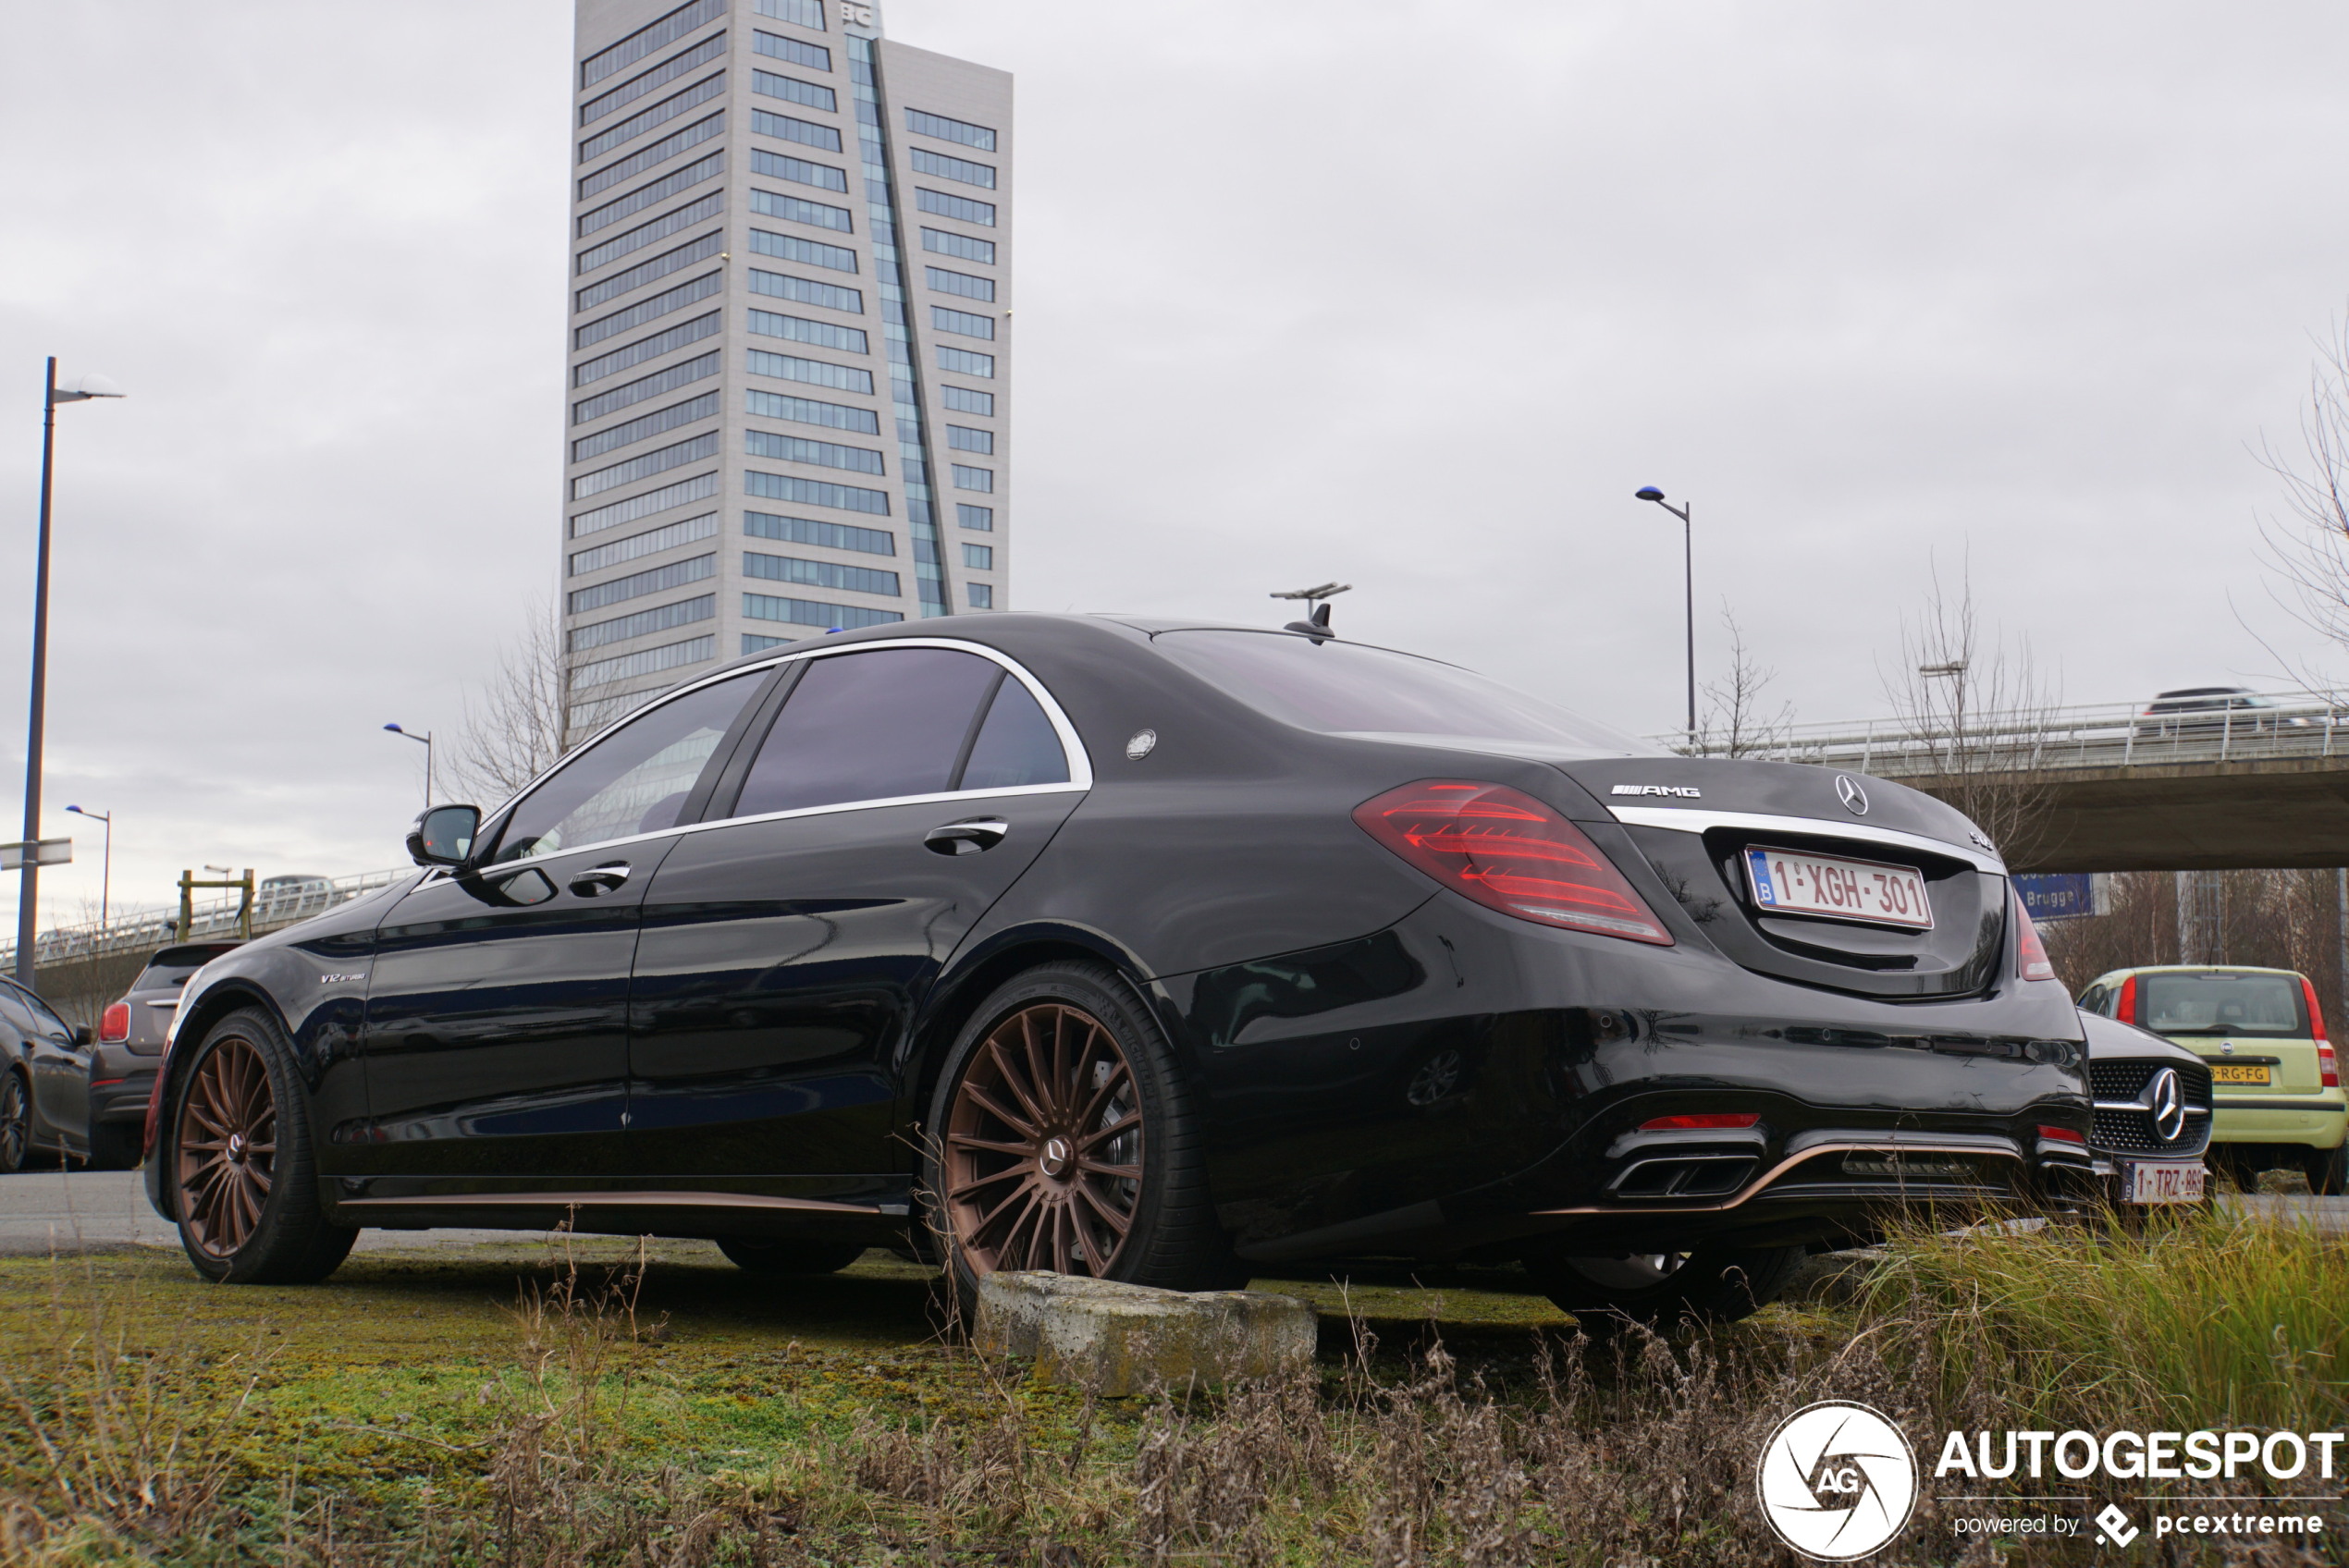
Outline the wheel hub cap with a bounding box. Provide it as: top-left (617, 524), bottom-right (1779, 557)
top-left (1039, 1135), bottom-right (1072, 1178)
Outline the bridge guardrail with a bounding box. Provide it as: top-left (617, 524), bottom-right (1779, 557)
top-left (0, 865), bottom-right (413, 970)
top-left (1666, 691), bottom-right (2349, 778)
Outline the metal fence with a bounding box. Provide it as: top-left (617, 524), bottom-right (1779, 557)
top-left (1666, 691), bottom-right (2349, 778)
top-left (0, 865), bottom-right (412, 970)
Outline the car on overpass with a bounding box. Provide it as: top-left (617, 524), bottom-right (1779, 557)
top-left (2076, 965), bottom-right (2346, 1194)
top-left (2134, 687), bottom-right (2313, 743)
top-left (140, 613), bottom-right (2095, 1325)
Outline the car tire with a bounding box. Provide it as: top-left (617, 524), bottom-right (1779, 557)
top-left (0, 1071), bottom-right (31, 1175)
top-left (2304, 1145), bottom-right (2347, 1197)
top-left (922, 961), bottom-right (1241, 1305)
top-left (84, 1119), bottom-right (142, 1172)
top-left (715, 1237), bottom-right (867, 1276)
top-left (1527, 1242), bottom-right (1809, 1329)
top-left (166, 1008), bottom-right (357, 1284)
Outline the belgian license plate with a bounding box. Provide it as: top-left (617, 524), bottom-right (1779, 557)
top-left (2210, 1063), bottom-right (2271, 1084)
top-left (2124, 1161), bottom-right (2206, 1204)
top-left (1744, 846), bottom-right (1934, 929)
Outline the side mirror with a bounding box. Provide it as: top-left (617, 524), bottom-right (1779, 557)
top-left (406, 803), bottom-right (481, 867)
top-left (71, 1025), bottom-right (92, 1047)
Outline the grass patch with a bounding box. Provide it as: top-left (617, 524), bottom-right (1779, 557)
top-left (0, 1215), bottom-right (2342, 1563)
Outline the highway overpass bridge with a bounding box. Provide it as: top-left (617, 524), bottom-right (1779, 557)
top-left (1675, 691), bottom-right (2349, 874)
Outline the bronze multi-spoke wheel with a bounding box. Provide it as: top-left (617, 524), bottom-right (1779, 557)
top-left (925, 962), bottom-right (1241, 1303)
top-left (944, 1001), bottom-right (1146, 1276)
top-left (176, 1035), bottom-right (277, 1260)
top-left (167, 1010), bottom-right (356, 1284)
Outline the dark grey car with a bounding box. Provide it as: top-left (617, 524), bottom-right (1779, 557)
top-left (85, 943), bottom-right (241, 1170)
top-left (0, 976), bottom-right (97, 1172)
top-left (2081, 1008), bottom-right (2213, 1204)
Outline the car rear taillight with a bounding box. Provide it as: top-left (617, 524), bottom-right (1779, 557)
top-left (99, 1002), bottom-right (129, 1043)
top-left (2036, 1123), bottom-right (2085, 1145)
top-left (2115, 974), bottom-right (2138, 1024)
top-left (2012, 893), bottom-right (2054, 982)
top-left (2297, 978), bottom-right (2337, 1087)
top-left (1639, 1112), bottom-right (1760, 1132)
top-left (1353, 780), bottom-right (1673, 945)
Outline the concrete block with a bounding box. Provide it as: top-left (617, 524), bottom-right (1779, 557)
top-left (974, 1270), bottom-right (1318, 1395)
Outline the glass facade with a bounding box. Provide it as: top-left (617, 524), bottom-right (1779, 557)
top-left (575, 230), bottom-right (724, 312)
top-left (849, 34), bottom-right (952, 615)
top-left (921, 227), bottom-right (994, 264)
top-left (747, 268), bottom-right (863, 314)
top-left (582, 31), bottom-right (725, 124)
top-left (572, 391), bottom-right (720, 461)
top-left (908, 148), bottom-right (994, 189)
top-left (580, 73), bottom-right (725, 162)
top-left (925, 265), bottom-right (994, 302)
top-left (745, 511), bottom-right (894, 554)
top-left (577, 190), bottom-right (725, 272)
top-left (580, 113), bottom-right (722, 200)
top-left (569, 552), bottom-right (717, 614)
top-left (573, 431), bottom-right (721, 499)
top-left (745, 552), bottom-right (902, 598)
top-left (744, 429), bottom-right (885, 475)
top-left (904, 108), bottom-right (995, 151)
top-left (744, 594), bottom-right (904, 630)
top-left (746, 388), bottom-right (880, 434)
top-left (748, 227), bottom-right (856, 272)
top-left (574, 269), bottom-right (722, 348)
top-left (573, 349), bottom-right (719, 423)
top-left (932, 305), bottom-right (994, 339)
top-left (744, 470), bottom-right (890, 515)
top-left (573, 311), bottom-right (721, 385)
top-left (749, 147), bottom-right (849, 193)
top-left (567, 4), bottom-right (1004, 709)
top-left (570, 511), bottom-right (719, 576)
top-left (570, 593), bottom-right (716, 652)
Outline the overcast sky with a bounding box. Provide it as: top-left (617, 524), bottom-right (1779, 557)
top-left (3, 0), bottom-right (2347, 930)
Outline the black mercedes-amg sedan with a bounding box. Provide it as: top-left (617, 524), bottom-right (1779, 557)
top-left (144, 614), bottom-right (2092, 1322)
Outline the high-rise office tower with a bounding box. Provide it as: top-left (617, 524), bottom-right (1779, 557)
top-left (562, 0), bottom-right (1010, 732)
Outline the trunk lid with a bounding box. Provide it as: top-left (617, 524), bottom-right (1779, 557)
top-left (1553, 757), bottom-right (2011, 1000)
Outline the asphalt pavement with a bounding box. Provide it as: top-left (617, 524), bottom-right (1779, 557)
top-left (1, 1169), bottom-right (2343, 1260)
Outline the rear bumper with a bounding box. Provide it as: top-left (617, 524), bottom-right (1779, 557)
top-left (2210, 1094), bottom-right (2348, 1150)
top-left (1170, 893), bottom-right (2090, 1265)
top-left (87, 1068), bottom-right (156, 1126)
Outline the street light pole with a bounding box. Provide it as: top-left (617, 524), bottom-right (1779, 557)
top-left (1633, 487), bottom-right (1695, 748)
top-left (17, 360), bottom-right (122, 990)
top-left (384, 724), bottom-right (435, 807)
top-left (65, 805), bottom-right (109, 929)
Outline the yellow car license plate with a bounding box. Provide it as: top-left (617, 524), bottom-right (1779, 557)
top-left (2210, 1062), bottom-right (2270, 1084)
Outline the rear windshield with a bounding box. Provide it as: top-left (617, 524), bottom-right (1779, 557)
top-left (2139, 973), bottom-right (2307, 1037)
top-left (1151, 631), bottom-right (1653, 757)
top-left (131, 944), bottom-right (239, 991)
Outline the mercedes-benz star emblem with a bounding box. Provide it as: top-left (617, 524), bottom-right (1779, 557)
top-left (2147, 1067), bottom-right (2186, 1144)
top-left (1835, 775), bottom-right (1870, 815)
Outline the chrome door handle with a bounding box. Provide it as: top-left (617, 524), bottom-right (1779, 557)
top-left (924, 818), bottom-right (1009, 855)
top-left (567, 862), bottom-right (633, 896)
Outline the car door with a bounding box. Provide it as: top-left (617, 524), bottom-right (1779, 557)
top-left (0, 981), bottom-right (87, 1156)
top-left (628, 643), bottom-right (1088, 1178)
top-left (355, 667), bottom-right (774, 1182)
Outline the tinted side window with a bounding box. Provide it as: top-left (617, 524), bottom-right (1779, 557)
top-left (492, 670), bottom-right (766, 864)
top-left (733, 648), bottom-right (1002, 816)
top-left (961, 677), bottom-right (1070, 791)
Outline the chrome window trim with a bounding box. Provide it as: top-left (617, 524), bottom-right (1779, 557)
top-left (1605, 805), bottom-right (2007, 875)
top-left (482, 636), bottom-right (1091, 863)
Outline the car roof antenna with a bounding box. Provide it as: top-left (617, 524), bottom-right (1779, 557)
top-left (1271, 581), bottom-right (1350, 642)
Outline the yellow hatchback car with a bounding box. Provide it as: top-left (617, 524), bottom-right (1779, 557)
top-left (2076, 966), bottom-right (2346, 1194)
